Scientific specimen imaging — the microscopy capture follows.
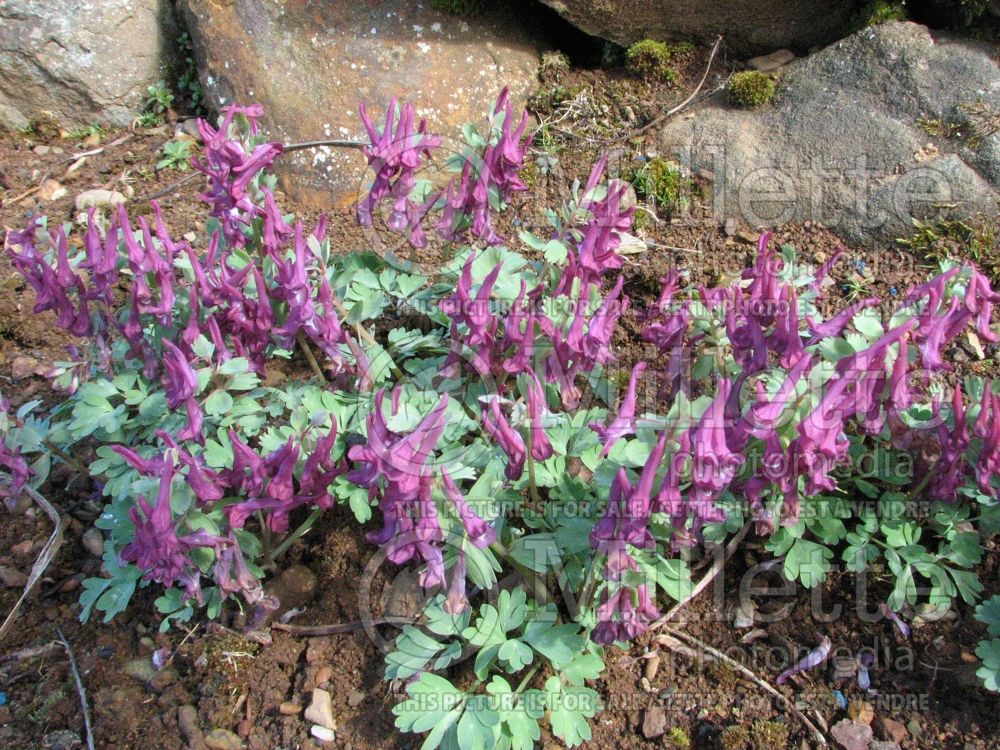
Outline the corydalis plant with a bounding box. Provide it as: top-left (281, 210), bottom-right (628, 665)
top-left (6, 89), bottom-right (1000, 750)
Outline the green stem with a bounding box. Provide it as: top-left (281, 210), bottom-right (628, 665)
top-left (296, 332), bottom-right (327, 385)
top-left (43, 439), bottom-right (90, 477)
top-left (270, 508), bottom-right (323, 560)
top-left (515, 663), bottom-right (541, 694)
top-left (527, 453), bottom-right (541, 504)
top-left (257, 511), bottom-right (274, 567)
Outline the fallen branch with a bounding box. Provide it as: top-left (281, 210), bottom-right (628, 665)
top-left (649, 521), bottom-right (750, 631)
top-left (627, 35), bottom-right (724, 139)
top-left (271, 615), bottom-right (414, 636)
top-left (0, 486), bottom-right (67, 641)
top-left (56, 627), bottom-right (96, 750)
top-left (659, 624), bottom-right (828, 746)
top-left (0, 640), bottom-right (59, 664)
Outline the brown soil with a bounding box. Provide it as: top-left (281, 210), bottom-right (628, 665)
top-left (1, 59), bottom-right (999, 750)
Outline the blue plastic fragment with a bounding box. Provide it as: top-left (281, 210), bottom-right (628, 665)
top-left (0, 691), bottom-right (7, 706)
top-left (832, 689), bottom-right (847, 709)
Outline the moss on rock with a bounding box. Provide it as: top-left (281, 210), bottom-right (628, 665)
top-left (727, 71), bottom-right (776, 108)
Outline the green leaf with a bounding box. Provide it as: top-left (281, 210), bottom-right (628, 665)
top-left (457, 694), bottom-right (501, 750)
top-left (524, 623), bottom-right (585, 669)
top-left (217, 357), bottom-right (250, 375)
top-left (783, 538), bottom-right (834, 589)
top-left (204, 389), bottom-right (233, 417)
top-left (393, 672), bottom-right (465, 746)
top-left (558, 650), bottom-right (605, 686)
top-left (544, 677), bottom-right (599, 748)
top-left (976, 639), bottom-right (1000, 692)
top-left (944, 531), bottom-right (983, 568)
top-left (497, 639), bottom-right (534, 672)
top-left (976, 595), bottom-right (1000, 637)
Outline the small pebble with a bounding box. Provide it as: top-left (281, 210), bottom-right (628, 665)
top-left (204, 728), bottom-right (243, 750)
top-left (279, 701), bottom-right (301, 715)
top-left (304, 688), bottom-right (337, 731)
top-left (81, 528), bottom-right (104, 557)
top-left (315, 666), bottom-right (333, 685)
top-left (310, 725), bottom-right (336, 743)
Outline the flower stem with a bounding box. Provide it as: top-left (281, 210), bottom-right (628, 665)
top-left (515, 663), bottom-right (541, 694)
top-left (270, 508), bottom-right (323, 560)
top-left (527, 453), bottom-right (541, 504)
top-left (296, 332), bottom-right (327, 385)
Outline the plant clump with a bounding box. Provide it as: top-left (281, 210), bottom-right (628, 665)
top-left (6, 80), bottom-right (1000, 750)
top-left (727, 71), bottom-right (776, 108)
top-left (629, 156), bottom-right (690, 216)
top-left (667, 726), bottom-right (692, 749)
top-left (539, 50), bottom-right (571, 83)
top-left (626, 39), bottom-right (677, 82)
top-left (899, 216), bottom-right (1000, 284)
top-left (853, 0), bottom-right (907, 30)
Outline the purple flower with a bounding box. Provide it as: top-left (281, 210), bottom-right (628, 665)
top-left (193, 104), bottom-right (283, 245)
top-left (161, 340), bottom-right (197, 409)
top-left (775, 636), bottom-right (832, 684)
top-left (348, 390), bottom-right (450, 500)
top-left (879, 603), bottom-right (911, 638)
top-left (591, 583), bottom-right (660, 645)
top-left (590, 362), bottom-right (646, 456)
top-left (525, 371), bottom-right (554, 462)
top-left (357, 98), bottom-right (441, 240)
top-left (689, 379), bottom-right (745, 503)
top-left (441, 470), bottom-right (496, 548)
top-left (481, 398), bottom-right (527, 481)
top-left (121, 464), bottom-right (218, 602)
top-left (443, 552), bottom-right (470, 614)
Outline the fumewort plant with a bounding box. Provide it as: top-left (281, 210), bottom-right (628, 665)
top-left (3, 87), bottom-right (1000, 749)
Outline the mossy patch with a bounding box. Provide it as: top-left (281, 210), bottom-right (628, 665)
top-left (538, 51), bottom-right (570, 84)
top-left (750, 719), bottom-right (789, 748)
top-left (626, 39), bottom-right (677, 82)
top-left (719, 724), bottom-right (751, 750)
top-left (628, 157), bottom-right (691, 216)
top-left (430, 0), bottom-right (485, 15)
top-left (727, 71), bottom-right (776, 108)
top-left (853, 0), bottom-right (907, 31)
top-left (899, 215), bottom-right (1000, 283)
top-left (666, 726), bottom-right (691, 749)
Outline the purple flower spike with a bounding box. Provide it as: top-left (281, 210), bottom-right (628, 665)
top-left (591, 583), bottom-right (660, 645)
top-left (525, 371), bottom-right (554, 462)
top-left (482, 399), bottom-right (527, 481)
top-left (442, 470), bottom-right (496, 548)
top-left (590, 362), bottom-right (647, 456)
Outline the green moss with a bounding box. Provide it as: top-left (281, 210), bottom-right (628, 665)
top-left (727, 71), bottom-right (776, 108)
top-left (430, 0), bottom-right (484, 15)
top-left (538, 51), bottom-right (570, 83)
top-left (666, 726), bottom-right (691, 749)
top-left (853, 0), bottom-right (907, 30)
top-left (719, 724), bottom-right (751, 750)
top-left (898, 216), bottom-right (1000, 283)
top-left (527, 84), bottom-right (582, 117)
top-left (626, 39), bottom-right (677, 82)
top-left (750, 720), bottom-right (789, 748)
top-left (629, 157), bottom-right (689, 216)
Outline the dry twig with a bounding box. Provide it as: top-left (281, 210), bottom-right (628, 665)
top-left (649, 521), bottom-right (750, 631)
top-left (0, 486), bottom-right (67, 641)
top-left (56, 627), bottom-right (96, 750)
top-left (271, 615), bottom-right (414, 636)
top-left (659, 624), bottom-right (829, 746)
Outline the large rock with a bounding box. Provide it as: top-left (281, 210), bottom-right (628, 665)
top-left (657, 22), bottom-right (1000, 247)
top-left (179, 0), bottom-right (541, 209)
top-left (539, 0), bottom-right (860, 56)
top-left (0, 0), bottom-right (179, 130)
